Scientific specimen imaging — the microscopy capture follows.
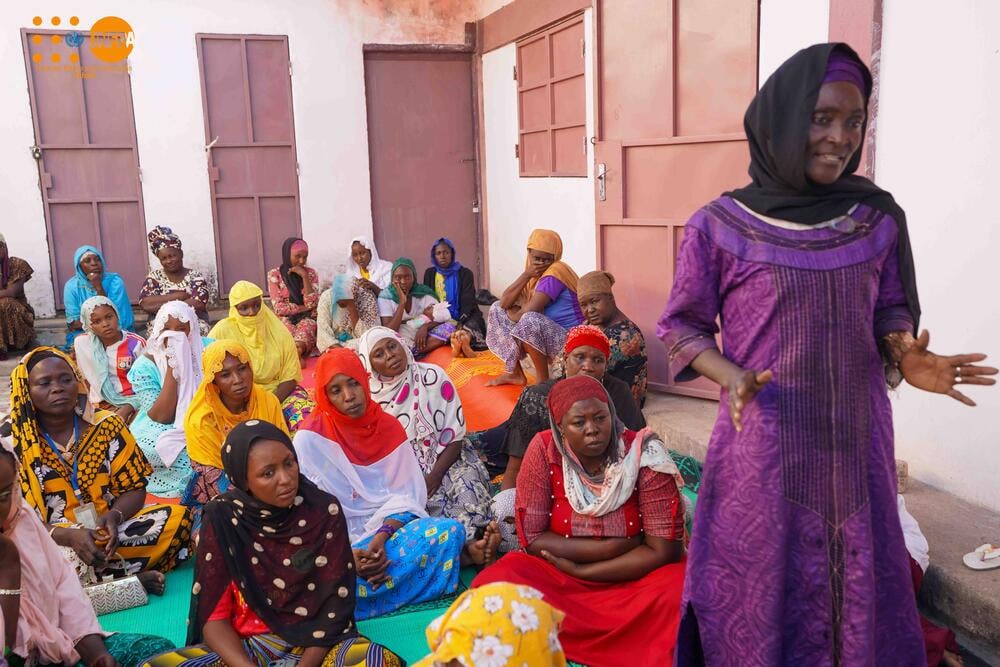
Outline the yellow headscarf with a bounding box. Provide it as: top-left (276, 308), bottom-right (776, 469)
top-left (183, 340), bottom-right (289, 469)
top-left (521, 229), bottom-right (580, 303)
top-left (414, 583), bottom-right (567, 667)
top-left (208, 281), bottom-right (302, 392)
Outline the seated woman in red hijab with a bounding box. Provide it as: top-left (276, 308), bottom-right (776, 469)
top-left (473, 375), bottom-right (686, 667)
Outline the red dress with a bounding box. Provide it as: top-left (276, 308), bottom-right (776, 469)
top-left (473, 429), bottom-right (687, 667)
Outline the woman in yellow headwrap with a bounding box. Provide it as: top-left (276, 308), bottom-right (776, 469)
top-left (486, 229), bottom-right (584, 386)
top-left (209, 281), bottom-right (314, 431)
top-left (1, 347), bottom-right (191, 593)
top-left (414, 582), bottom-right (567, 667)
top-left (183, 340), bottom-right (289, 504)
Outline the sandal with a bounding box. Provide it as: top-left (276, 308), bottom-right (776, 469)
top-left (962, 543), bottom-right (1000, 570)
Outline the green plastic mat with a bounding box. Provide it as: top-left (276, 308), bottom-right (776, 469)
top-left (97, 560), bottom-right (195, 649)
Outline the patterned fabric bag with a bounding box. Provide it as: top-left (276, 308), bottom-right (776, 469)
top-left (82, 556), bottom-right (148, 616)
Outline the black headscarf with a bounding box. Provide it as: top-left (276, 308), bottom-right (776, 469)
top-left (279, 237), bottom-right (306, 306)
top-left (725, 43), bottom-right (919, 330)
top-left (190, 419), bottom-right (358, 648)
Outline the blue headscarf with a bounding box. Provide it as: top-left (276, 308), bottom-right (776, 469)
top-left (430, 238), bottom-right (462, 320)
top-left (329, 274), bottom-right (355, 343)
top-left (64, 245), bottom-right (134, 333)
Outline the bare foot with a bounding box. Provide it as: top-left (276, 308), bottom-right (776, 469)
top-left (460, 336), bottom-right (475, 359)
top-left (942, 650), bottom-right (964, 667)
top-left (486, 366), bottom-right (527, 387)
top-left (450, 335), bottom-right (464, 357)
top-left (137, 570), bottom-right (166, 596)
top-left (464, 521), bottom-right (502, 566)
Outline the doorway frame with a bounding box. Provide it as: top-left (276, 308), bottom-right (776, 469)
top-left (20, 27), bottom-right (150, 309)
top-left (362, 24), bottom-right (486, 284)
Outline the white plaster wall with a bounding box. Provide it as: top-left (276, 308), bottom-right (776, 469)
top-left (877, 0), bottom-right (1000, 512)
top-left (758, 0), bottom-right (830, 85)
top-left (0, 0), bottom-right (480, 316)
top-left (481, 9), bottom-right (596, 292)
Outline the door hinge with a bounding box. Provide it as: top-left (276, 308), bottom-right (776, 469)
top-left (583, 136), bottom-right (588, 154)
top-left (288, 61), bottom-right (293, 76)
top-left (582, 40), bottom-right (586, 58)
top-left (512, 65), bottom-right (517, 81)
top-left (138, 167), bottom-right (143, 183)
top-left (514, 143), bottom-right (519, 159)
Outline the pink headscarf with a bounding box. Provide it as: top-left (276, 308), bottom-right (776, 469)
top-left (0, 437), bottom-right (101, 663)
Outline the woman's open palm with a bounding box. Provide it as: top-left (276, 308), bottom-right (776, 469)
top-left (900, 330), bottom-right (997, 406)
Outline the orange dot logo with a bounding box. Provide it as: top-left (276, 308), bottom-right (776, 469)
top-left (32, 16), bottom-right (42, 26)
top-left (88, 16), bottom-right (134, 63)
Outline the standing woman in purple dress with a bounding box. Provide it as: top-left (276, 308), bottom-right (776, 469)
top-left (658, 43), bottom-right (995, 666)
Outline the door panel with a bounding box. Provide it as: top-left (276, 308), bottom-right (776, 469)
top-left (197, 34), bottom-right (302, 294)
top-left (595, 0), bottom-right (758, 397)
top-left (364, 52), bottom-right (480, 280)
top-left (22, 28), bottom-right (149, 308)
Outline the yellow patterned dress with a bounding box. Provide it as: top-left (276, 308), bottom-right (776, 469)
top-left (5, 347), bottom-right (192, 579)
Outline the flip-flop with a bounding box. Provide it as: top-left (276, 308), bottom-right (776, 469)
top-left (962, 543), bottom-right (1000, 570)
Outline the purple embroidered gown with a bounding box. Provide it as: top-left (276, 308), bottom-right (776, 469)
top-left (658, 197), bottom-right (925, 666)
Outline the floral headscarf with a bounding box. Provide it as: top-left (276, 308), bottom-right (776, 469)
top-left (414, 583), bottom-right (567, 667)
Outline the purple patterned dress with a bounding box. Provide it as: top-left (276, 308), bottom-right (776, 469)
top-left (658, 196), bottom-right (925, 666)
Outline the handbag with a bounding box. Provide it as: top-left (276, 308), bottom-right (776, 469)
top-left (82, 557), bottom-right (149, 616)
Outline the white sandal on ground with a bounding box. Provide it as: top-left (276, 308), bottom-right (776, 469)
top-left (962, 543), bottom-right (1000, 570)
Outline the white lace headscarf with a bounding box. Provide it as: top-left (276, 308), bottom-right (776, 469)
top-left (147, 300), bottom-right (204, 466)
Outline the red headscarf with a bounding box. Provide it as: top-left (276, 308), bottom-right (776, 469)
top-left (303, 347), bottom-right (407, 465)
top-left (546, 374), bottom-right (610, 425)
top-left (563, 324), bottom-right (611, 359)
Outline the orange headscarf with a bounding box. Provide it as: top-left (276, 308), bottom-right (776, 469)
top-left (521, 229), bottom-right (580, 302)
top-left (302, 348), bottom-right (407, 466)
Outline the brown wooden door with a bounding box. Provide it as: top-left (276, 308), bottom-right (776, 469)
top-left (364, 52), bottom-right (481, 280)
top-left (196, 34), bottom-right (302, 295)
top-left (22, 28), bottom-right (149, 308)
top-left (595, 0), bottom-right (758, 398)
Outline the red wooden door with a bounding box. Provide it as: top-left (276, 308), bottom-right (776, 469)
top-left (21, 28), bottom-right (149, 308)
top-left (364, 52), bottom-right (481, 280)
top-left (196, 34), bottom-right (302, 295)
top-left (595, 0), bottom-right (758, 398)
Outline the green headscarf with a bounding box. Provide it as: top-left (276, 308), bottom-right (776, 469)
top-left (379, 257), bottom-right (436, 303)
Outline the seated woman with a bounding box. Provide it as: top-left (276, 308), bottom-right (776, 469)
top-left (357, 328), bottom-right (492, 540)
top-left (378, 258), bottom-right (456, 355)
top-left (293, 348), bottom-right (500, 619)
top-left (63, 245), bottom-right (134, 348)
top-left (486, 229), bottom-right (583, 386)
top-left (347, 235), bottom-right (393, 297)
top-left (142, 420), bottom-right (402, 667)
top-left (0, 442), bottom-right (175, 666)
top-left (210, 281), bottom-right (313, 431)
top-left (73, 296), bottom-right (146, 424)
top-left (316, 274), bottom-right (380, 352)
top-left (414, 582), bottom-right (567, 667)
top-left (267, 238), bottom-right (321, 359)
top-left (422, 237), bottom-right (486, 343)
top-left (3, 347), bottom-right (192, 594)
top-left (184, 340), bottom-right (289, 505)
top-left (474, 375), bottom-right (686, 667)
top-left (0, 233), bottom-right (35, 362)
top-left (499, 325), bottom-right (645, 491)
top-left (489, 326), bottom-right (646, 552)
top-left (577, 270), bottom-right (648, 407)
top-left (127, 301), bottom-right (209, 498)
top-left (138, 226), bottom-right (212, 337)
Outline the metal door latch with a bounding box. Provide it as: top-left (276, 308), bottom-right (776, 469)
top-left (597, 163), bottom-right (607, 201)
top-left (30, 145), bottom-right (42, 160)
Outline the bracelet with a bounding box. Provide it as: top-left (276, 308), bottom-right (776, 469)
top-left (109, 508), bottom-right (124, 523)
top-left (0, 588), bottom-right (21, 596)
top-left (49, 526), bottom-right (58, 536)
top-left (375, 524), bottom-right (398, 539)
